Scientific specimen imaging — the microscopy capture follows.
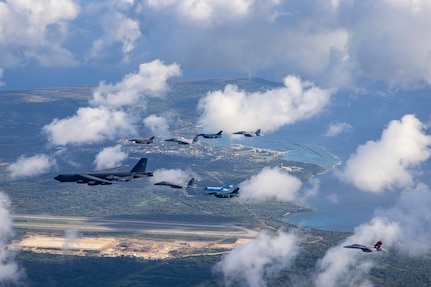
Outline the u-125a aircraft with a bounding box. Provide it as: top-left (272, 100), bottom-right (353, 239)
top-left (54, 158), bottom-right (153, 185)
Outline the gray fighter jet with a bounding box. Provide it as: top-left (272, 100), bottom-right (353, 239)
top-left (165, 135), bottom-right (199, 145)
top-left (128, 136), bottom-right (155, 144)
top-left (208, 187), bottom-right (240, 198)
top-left (233, 129), bottom-right (261, 137)
top-left (154, 178), bottom-right (196, 189)
top-left (344, 241), bottom-right (386, 252)
top-left (54, 158), bottom-right (153, 185)
top-left (198, 131), bottom-right (223, 139)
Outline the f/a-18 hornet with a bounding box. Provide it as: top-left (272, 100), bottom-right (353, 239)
top-left (207, 187), bottom-right (240, 198)
top-left (233, 128), bottom-right (261, 137)
top-left (198, 131), bottom-right (223, 139)
top-left (154, 178), bottom-right (196, 189)
top-left (54, 158), bottom-right (153, 185)
top-left (128, 136), bottom-right (155, 144)
top-left (344, 241), bottom-right (386, 252)
top-left (165, 135), bottom-right (199, 145)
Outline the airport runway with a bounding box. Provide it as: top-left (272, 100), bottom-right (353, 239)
top-left (12, 214), bottom-right (258, 239)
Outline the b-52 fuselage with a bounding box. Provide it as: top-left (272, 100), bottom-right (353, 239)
top-left (54, 158), bottom-right (153, 186)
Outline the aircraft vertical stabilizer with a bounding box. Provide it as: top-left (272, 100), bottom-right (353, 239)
top-left (130, 158), bottom-right (148, 173)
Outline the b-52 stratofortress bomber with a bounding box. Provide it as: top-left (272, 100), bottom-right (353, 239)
top-left (344, 241), bottom-right (386, 252)
top-left (54, 158), bottom-right (153, 185)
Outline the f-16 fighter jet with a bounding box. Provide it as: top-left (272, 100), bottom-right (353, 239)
top-left (233, 129), bottom-right (261, 137)
top-left (54, 158), bottom-right (153, 185)
top-left (344, 241), bottom-right (386, 252)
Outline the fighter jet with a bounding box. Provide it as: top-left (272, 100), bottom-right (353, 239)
top-left (54, 158), bottom-right (153, 186)
top-left (154, 178), bottom-right (196, 189)
top-left (207, 187), bottom-right (240, 198)
top-left (344, 241), bottom-right (386, 252)
top-left (204, 184), bottom-right (234, 192)
top-left (128, 136), bottom-right (155, 144)
top-left (198, 131), bottom-right (223, 139)
top-left (165, 135), bottom-right (199, 145)
top-left (233, 129), bottom-right (261, 137)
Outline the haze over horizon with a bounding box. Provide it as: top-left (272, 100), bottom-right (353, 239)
top-left (1, 1), bottom-right (431, 286)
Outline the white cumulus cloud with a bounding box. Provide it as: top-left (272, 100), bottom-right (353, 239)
top-left (7, 154), bottom-right (56, 178)
top-left (43, 60), bottom-right (181, 146)
top-left (93, 145), bottom-right (128, 170)
top-left (198, 75), bottom-right (331, 135)
top-left (214, 229), bottom-right (300, 287)
top-left (239, 167), bottom-right (303, 202)
top-left (339, 114), bottom-right (431, 193)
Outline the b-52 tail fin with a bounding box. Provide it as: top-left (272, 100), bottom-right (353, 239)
top-left (130, 158), bottom-right (148, 173)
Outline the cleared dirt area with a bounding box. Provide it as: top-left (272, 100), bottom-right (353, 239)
top-left (11, 233), bottom-right (251, 259)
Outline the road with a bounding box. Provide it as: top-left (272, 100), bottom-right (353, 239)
top-left (12, 214), bottom-right (258, 239)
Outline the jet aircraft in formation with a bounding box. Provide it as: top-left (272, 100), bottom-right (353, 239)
top-left (198, 131), bottom-right (223, 139)
top-left (233, 129), bottom-right (261, 137)
top-left (165, 135), bottom-right (199, 145)
top-left (204, 184), bottom-right (234, 192)
top-left (344, 241), bottom-right (386, 252)
top-left (54, 158), bottom-right (153, 186)
top-left (128, 136), bottom-right (155, 144)
top-left (207, 187), bottom-right (240, 198)
top-left (154, 178), bottom-right (196, 189)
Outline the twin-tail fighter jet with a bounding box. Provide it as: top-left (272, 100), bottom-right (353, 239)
top-left (128, 136), bottom-right (155, 144)
top-left (165, 135), bottom-right (199, 145)
top-left (154, 178), bottom-right (196, 189)
top-left (54, 158), bottom-right (153, 186)
top-left (344, 241), bottom-right (386, 252)
top-left (198, 131), bottom-right (223, 139)
top-left (207, 187), bottom-right (240, 198)
top-left (233, 129), bottom-right (261, 137)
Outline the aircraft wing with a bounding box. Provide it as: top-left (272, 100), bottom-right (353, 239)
top-left (80, 174), bottom-right (113, 185)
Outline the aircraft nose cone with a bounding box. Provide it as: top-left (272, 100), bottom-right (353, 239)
top-left (54, 175), bottom-right (62, 181)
